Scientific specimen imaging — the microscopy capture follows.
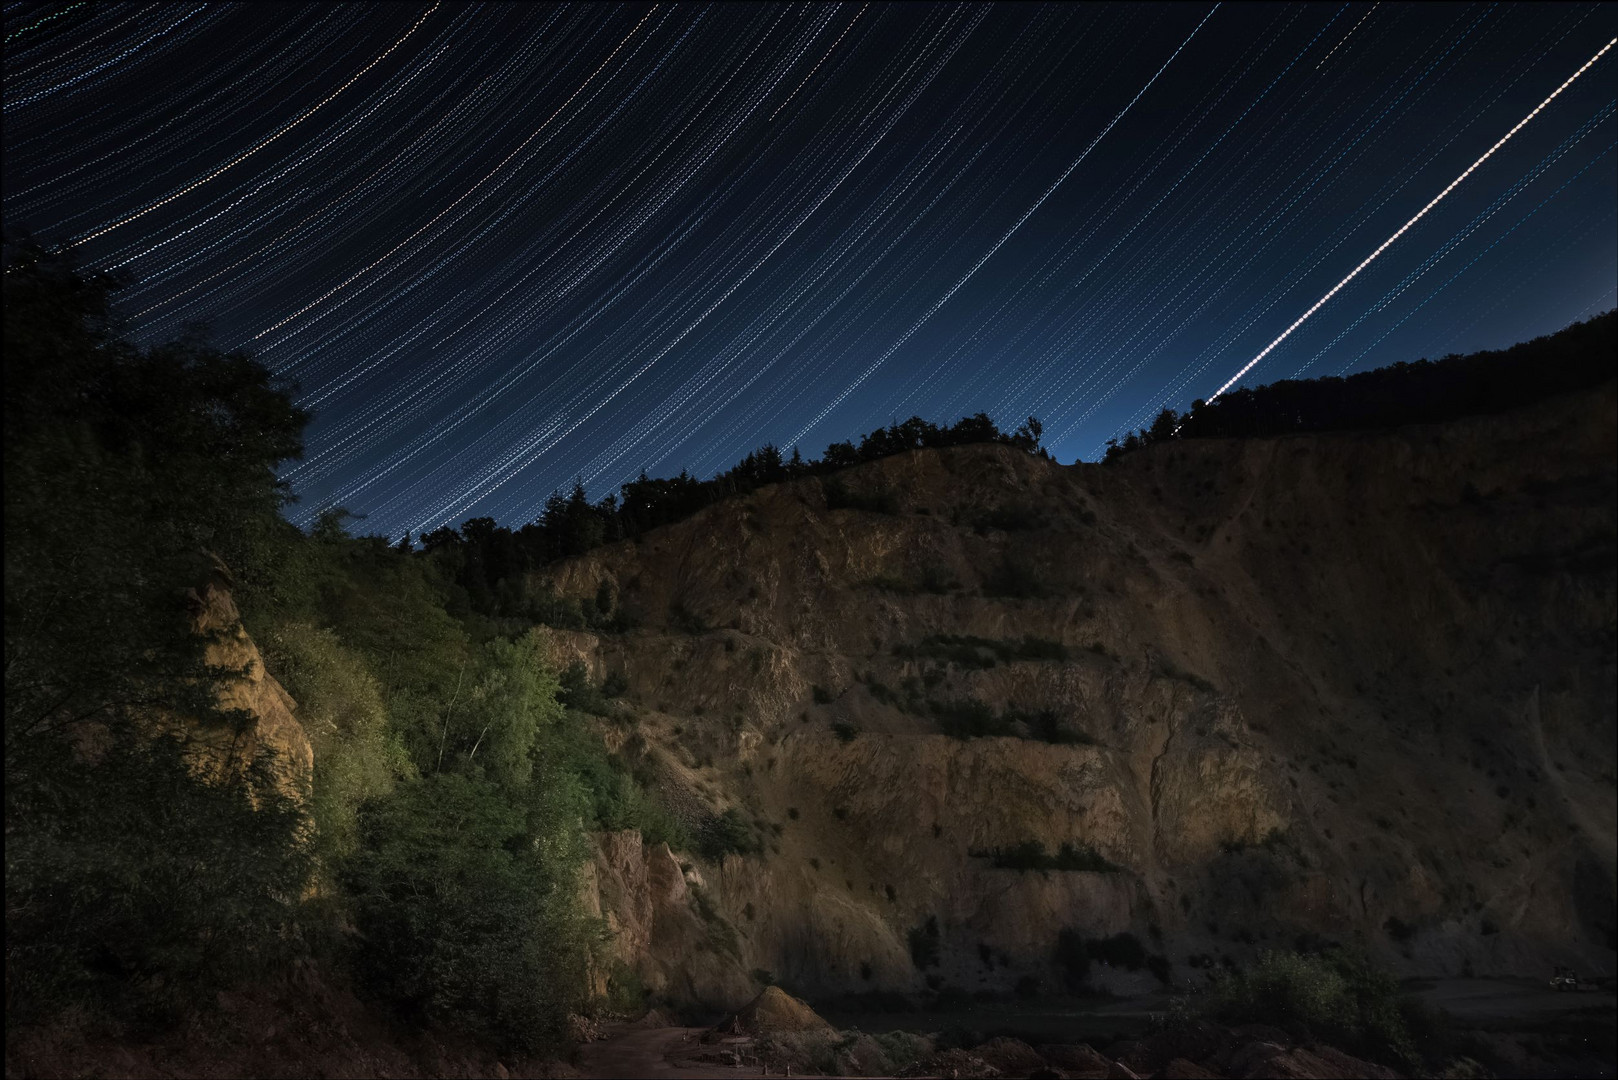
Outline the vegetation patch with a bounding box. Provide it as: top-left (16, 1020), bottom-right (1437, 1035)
top-left (823, 478), bottom-right (897, 514)
top-left (971, 504), bottom-right (1046, 533)
top-left (971, 840), bottom-right (1123, 872)
top-left (1104, 311), bottom-right (1615, 460)
top-left (983, 555), bottom-right (1048, 599)
top-left (698, 807), bottom-right (762, 860)
top-left (894, 633), bottom-right (1068, 668)
top-left (1194, 949), bottom-right (1426, 1070)
top-left (930, 698), bottom-right (1093, 744)
top-left (908, 916), bottom-right (942, 969)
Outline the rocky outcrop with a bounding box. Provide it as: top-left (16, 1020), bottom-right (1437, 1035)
top-left (171, 558), bottom-right (312, 799)
top-left (583, 830), bottom-right (755, 1011)
top-left (720, 985), bottom-right (833, 1034)
top-left (563, 384), bottom-right (1617, 1006)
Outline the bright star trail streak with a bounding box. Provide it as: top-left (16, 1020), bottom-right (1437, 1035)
top-left (788, 3), bottom-right (1220, 449)
top-left (5, 3), bottom-right (1615, 536)
top-left (69, 5), bottom-right (442, 246)
top-left (1206, 35), bottom-right (1618, 402)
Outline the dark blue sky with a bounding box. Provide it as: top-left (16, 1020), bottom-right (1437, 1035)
top-left (5, 2), bottom-right (1615, 537)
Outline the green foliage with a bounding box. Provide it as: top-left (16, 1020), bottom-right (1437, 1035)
top-left (927, 697), bottom-right (1090, 744)
top-left (558, 658), bottom-right (615, 716)
top-left (1103, 311), bottom-right (1616, 461)
top-left (1005, 707), bottom-right (1094, 745)
top-left (822, 478), bottom-right (898, 513)
top-left (552, 712), bottom-right (691, 850)
top-left (983, 555), bottom-right (1047, 598)
top-left (1086, 932), bottom-right (1147, 969)
top-left (832, 720), bottom-right (861, 743)
top-left (261, 622), bottom-right (414, 861)
top-left (601, 962), bottom-right (648, 1015)
top-left (668, 599), bottom-right (710, 634)
top-left (908, 916), bottom-right (942, 969)
top-left (931, 697), bottom-right (1011, 738)
top-left (340, 773), bottom-right (591, 1053)
top-left (972, 840), bottom-right (1122, 872)
top-left (5, 735), bottom-right (311, 1025)
top-left (5, 243), bottom-right (314, 1026)
top-left (972, 504), bottom-right (1045, 533)
top-left (2, 241), bottom-right (687, 1049)
top-left (894, 633), bottom-right (1068, 668)
top-left (1054, 929), bottom-right (1089, 991)
top-left (698, 807), bottom-right (760, 860)
top-left (1199, 949), bottom-right (1420, 1069)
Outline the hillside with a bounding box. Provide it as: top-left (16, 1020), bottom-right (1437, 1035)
top-left (531, 379), bottom-right (1616, 1010)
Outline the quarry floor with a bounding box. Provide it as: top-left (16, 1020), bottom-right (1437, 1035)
top-left (571, 980), bottom-right (1616, 1078)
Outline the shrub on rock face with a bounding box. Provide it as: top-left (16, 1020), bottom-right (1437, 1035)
top-left (698, 807), bottom-right (759, 859)
top-left (909, 916), bottom-right (942, 969)
top-left (1054, 929), bottom-right (1090, 991)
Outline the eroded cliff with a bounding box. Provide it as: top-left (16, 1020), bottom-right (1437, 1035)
top-left (534, 383), bottom-right (1616, 1009)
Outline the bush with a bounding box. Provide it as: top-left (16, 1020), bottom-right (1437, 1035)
top-left (1054, 929), bottom-right (1090, 991)
top-left (919, 563), bottom-right (957, 594)
top-left (894, 634), bottom-right (1069, 668)
top-left (698, 807), bottom-right (760, 860)
top-left (983, 556), bottom-right (1047, 599)
top-left (1004, 707), bottom-right (1093, 745)
top-left (340, 774), bottom-right (590, 1052)
top-left (811, 684), bottom-right (834, 705)
top-left (824, 478), bottom-right (897, 514)
top-left (932, 697), bottom-right (1012, 738)
top-left (972, 840), bottom-right (1122, 872)
top-left (1087, 932), bottom-right (1147, 969)
top-left (553, 712), bottom-right (690, 850)
top-left (973, 504), bottom-right (1045, 533)
top-left (668, 600), bottom-right (710, 634)
top-left (908, 916), bottom-right (942, 968)
top-left (1199, 950), bottom-right (1419, 1068)
top-left (557, 659), bottom-right (605, 714)
top-left (263, 622), bottom-right (414, 862)
top-left (5, 736), bottom-right (312, 1026)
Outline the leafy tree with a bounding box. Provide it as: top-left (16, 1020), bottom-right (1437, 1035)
top-left (6, 735), bottom-right (312, 1025)
top-left (259, 622), bottom-right (414, 862)
top-left (340, 773), bottom-right (590, 1052)
top-left (5, 238), bottom-right (312, 1024)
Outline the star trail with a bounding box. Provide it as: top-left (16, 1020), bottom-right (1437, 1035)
top-left (5, 2), bottom-right (1615, 537)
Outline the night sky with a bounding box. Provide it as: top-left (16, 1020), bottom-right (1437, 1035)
top-left (5, 2), bottom-right (1616, 538)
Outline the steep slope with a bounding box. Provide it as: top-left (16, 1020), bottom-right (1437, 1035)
top-left (534, 382), bottom-right (1616, 1009)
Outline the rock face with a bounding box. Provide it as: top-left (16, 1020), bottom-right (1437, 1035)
top-left (581, 830), bottom-right (755, 1010)
top-left (723, 985), bottom-right (833, 1034)
top-left (167, 558), bottom-right (312, 800)
top-left (561, 384), bottom-right (1616, 1006)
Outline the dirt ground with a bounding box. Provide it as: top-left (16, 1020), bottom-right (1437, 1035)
top-left (573, 1026), bottom-right (766, 1079)
top-left (1412, 977), bottom-right (1618, 1023)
